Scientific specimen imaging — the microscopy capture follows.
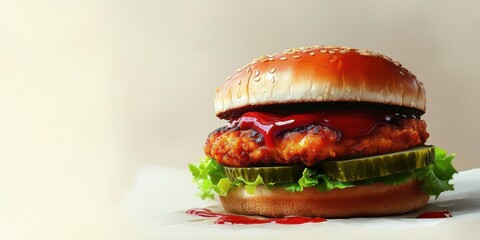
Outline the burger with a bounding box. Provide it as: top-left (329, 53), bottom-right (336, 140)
top-left (189, 45), bottom-right (457, 218)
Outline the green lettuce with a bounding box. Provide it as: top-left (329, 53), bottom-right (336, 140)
top-left (284, 168), bottom-right (353, 192)
top-left (360, 146), bottom-right (457, 198)
top-left (188, 157), bottom-right (232, 199)
top-left (414, 147), bottom-right (457, 198)
top-left (237, 175), bottom-right (270, 194)
top-left (188, 157), bottom-right (273, 199)
top-left (189, 147), bottom-right (457, 199)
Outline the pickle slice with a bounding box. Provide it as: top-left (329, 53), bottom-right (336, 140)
top-left (224, 165), bottom-right (305, 184)
top-left (321, 145), bottom-right (435, 182)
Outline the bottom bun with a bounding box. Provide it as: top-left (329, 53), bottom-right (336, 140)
top-left (219, 179), bottom-right (429, 218)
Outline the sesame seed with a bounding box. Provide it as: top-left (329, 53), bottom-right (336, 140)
top-left (260, 59), bottom-right (269, 63)
top-left (320, 49), bottom-right (327, 53)
top-left (255, 70), bottom-right (260, 77)
top-left (394, 61), bottom-right (402, 66)
top-left (283, 48), bottom-right (299, 55)
top-left (268, 58), bottom-right (274, 61)
top-left (292, 55), bottom-right (301, 59)
top-left (226, 76), bottom-right (232, 81)
top-left (269, 75), bottom-right (276, 83)
top-left (328, 50), bottom-right (335, 54)
top-left (310, 52), bottom-right (315, 56)
top-left (279, 56), bottom-right (287, 60)
top-left (270, 68), bottom-right (276, 73)
top-left (399, 71), bottom-right (405, 76)
top-left (253, 76), bottom-right (261, 82)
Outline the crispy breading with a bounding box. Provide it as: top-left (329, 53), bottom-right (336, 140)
top-left (204, 119), bottom-right (429, 167)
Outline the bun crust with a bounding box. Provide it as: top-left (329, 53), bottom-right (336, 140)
top-left (215, 46), bottom-right (426, 119)
top-left (219, 179), bottom-right (429, 218)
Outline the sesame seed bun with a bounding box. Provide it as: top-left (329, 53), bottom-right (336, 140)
top-left (215, 46), bottom-right (426, 119)
top-left (219, 178), bottom-right (429, 218)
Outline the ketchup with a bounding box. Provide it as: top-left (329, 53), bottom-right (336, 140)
top-left (186, 208), bottom-right (326, 225)
top-left (187, 208), bottom-right (454, 224)
top-left (416, 210), bottom-right (452, 218)
top-left (231, 110), bottom-right (411, 148)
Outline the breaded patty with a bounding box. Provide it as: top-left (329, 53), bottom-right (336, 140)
top-left (204, 118), bottom-right (429, 167)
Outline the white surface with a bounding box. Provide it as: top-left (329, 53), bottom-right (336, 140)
top-left (125, 167), bottom-right (480, 240)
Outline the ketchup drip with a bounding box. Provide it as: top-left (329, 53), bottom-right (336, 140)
top-left (187, 208), bottom-right (454, 224)
top-left (416, 210), bottom-right (452, 218)
top-left (186, 208), bottom-right (326, 225)
top-left (232, 110), bottom-right (408, 148)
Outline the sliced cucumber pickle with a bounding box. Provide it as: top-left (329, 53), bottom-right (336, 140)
top-left (224, 165), bottom-right (305, 184)
top-left (321, 145), bottom-right (435, 182)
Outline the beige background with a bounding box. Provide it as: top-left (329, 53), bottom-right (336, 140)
top-left (0, 0), bottom-right (479, 239)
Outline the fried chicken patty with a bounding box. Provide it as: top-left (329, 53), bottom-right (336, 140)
top-left (204, 118), bottom-right (429, 167)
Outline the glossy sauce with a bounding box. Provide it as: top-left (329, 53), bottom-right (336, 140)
top-left (186, 208), bottom-right (326, 225)
top-left (416, 210), bottom-right (452, 218)
top-left (231, 110), bottom-right (411, 148)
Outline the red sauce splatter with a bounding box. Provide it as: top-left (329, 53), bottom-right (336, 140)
top-left (416, 210), bottom-right (452, 218)
top-left (231, 110), bottom-right (412, 148)
top-left (186, 208), bottom-right (326, 225)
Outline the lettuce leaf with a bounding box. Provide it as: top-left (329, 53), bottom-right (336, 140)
top-left (358, 147), bottom-right (456, 198)
top-left (188, 157), bottom-right (232, 199)
top-left (189, 147), bottom-right (457, 199)
top-left (414, 147), bottom-right (457, 198)
top-left (188, 157), bottom-right (273, 198)
top-left (236, 175), bottom-right (270, 194)
top-left (284, 168), bottom-right (353, 192)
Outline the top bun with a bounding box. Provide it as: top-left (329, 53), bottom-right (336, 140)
top-left (215, 46), bottom-right (426, 119)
